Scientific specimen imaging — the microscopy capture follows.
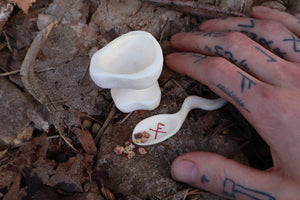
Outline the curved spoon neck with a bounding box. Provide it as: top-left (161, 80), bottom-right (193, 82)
top-left (176, 96), bottom-right (226, 117)
top-left (177, 97), bottom-right (196, 119)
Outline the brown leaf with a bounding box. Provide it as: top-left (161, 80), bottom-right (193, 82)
top-left (11, 0), bottom-right (36, 14)
top-left (47, 154), bottom-right (94, 193)
top-left (3, 175), bottom-right (21, 200)
top-left (77, 128), bottom-right (97, 156)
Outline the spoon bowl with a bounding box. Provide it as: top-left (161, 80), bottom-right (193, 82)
top-left (132, 96), bottom-right (227, 146)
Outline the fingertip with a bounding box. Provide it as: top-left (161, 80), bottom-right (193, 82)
top-left (171, 158), bottom-right (198, 185)
top-left (252, 6), bottom-right (272, 14)
top-left (252, 6), bottom-right (280, 18)
top-left (200, 19), bottom-right (218, 31)
top-left (165, 52), bottom-right (180, 65)
top-left (170, 32), bottom-right (185, 44)
top-left (165, 52), bottom-right (186, 74)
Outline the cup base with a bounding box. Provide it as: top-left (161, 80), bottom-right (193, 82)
top-left (111, 82), bottom-right (161, 113)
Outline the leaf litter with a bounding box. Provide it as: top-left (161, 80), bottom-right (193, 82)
top-left (0, 0), bottom-right (296, 199)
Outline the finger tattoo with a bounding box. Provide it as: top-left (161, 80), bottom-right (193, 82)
top-left (237, 19), bottom-right (255, 28)
top-left (222, 178), bottom-right (276, 200)
top-left (210, 81), bottom-right (251, 113)
top-left (255, 46), bottom-right (277, 62)
top-left (282, 34), bottom-right (300, 53)
top-left (192, 54), bottom-right (207, 63)
top-left (237, 71), bottom-right (256, 93)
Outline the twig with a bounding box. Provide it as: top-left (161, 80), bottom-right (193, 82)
top-left (47, 135), bottom-right (60, 140)
top-left (159, 19), bottom-right (168, 43)
top-left (0, 70), bottom-right (19, 76)
top-left (57, 128), bottom-right (78, 152)
top-left (2, 31), bottom-right (12, 52)
top-left (171, 79), bottom-right (188, 97)
top-left (56, 109), bottom-right (103, 125)
top-left (95, 104), bottom-right (117, 145)
top-left (20, 21), bottom-right (57, 110)
top-left (0, 66), bottom-right (58, 77)
top-left (139, 0), bottom-right (248, 18)
top-left (118, 112), bottom-right (133, 125)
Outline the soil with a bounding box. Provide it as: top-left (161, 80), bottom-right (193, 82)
top-left (0, 0), bottom-right (296, 199)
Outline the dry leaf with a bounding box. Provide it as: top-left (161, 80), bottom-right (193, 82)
top-left (77, 128), bottom-right (97, 156)
top-left (20, 21), bottom-right (55, 111)
top-left (0, 2), bottom-right (13, 34)
top-left (11, 0), bottom-right (36, 14)
top-left (3, 175), bottom-right (21, 200)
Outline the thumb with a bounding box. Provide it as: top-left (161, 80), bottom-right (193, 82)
top-left (171, 152), bottom-right (290, 200)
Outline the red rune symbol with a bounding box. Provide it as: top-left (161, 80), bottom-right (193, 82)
top-left (149, 123), bottom-right (166, 139)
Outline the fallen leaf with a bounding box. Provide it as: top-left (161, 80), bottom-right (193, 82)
top-left (77, 128), bottom-right (97, 156)
top-left (3, 175), bottom-right (21, 200)
top-left (11, 0), bottom-right (36, 14)
top-left (47, 154), bottom-right (94, 193)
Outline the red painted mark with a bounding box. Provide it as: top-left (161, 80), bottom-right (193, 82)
top-left (149, 123), bottom-right (166, 139)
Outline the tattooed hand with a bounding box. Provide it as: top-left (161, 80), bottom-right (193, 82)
top-left (166, 6), bottom-right (300, 200)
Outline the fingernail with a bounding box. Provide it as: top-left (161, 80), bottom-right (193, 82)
top-left (252, 6), bottom-right (271, 13)
top-left (171, 159), bottom-right (198, 184)
top-left (200, 19), bottom-right (218, 30)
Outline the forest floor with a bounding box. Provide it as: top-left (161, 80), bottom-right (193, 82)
top-left (0, 0), bottom-right (299, 199)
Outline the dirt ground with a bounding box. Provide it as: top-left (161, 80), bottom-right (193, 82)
top-left (0, 0), bottom-right (299, 199)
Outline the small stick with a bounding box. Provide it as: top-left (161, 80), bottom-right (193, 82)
top-left (118, 112), bottom-right (133, 125)
top-left (47, 135), bottom-right (60, 140)
top-left (171, 79), bottom-right (188, 97)
top-left (56, 109), bottom-right (103, 125)
top-left (2, 31), bottom-right (12, 52)
top-left (0, 70), bottom-right (19, 76)
top-left (0, 67), bottom-right (58, 77)
top-left (57, 128), bottom-right (78, 152)
top-left (20, 21), bottom-right (56, 109)
top-left (95, 104), bottom-right (116, 145)
top-left (139, 0), bottom-right (248, 18)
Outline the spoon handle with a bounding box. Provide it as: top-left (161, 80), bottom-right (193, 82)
top-left (177, 96), bottom-right (227, 119)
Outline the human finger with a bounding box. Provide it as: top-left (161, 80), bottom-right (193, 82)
top-left (169, 32), bottom-right (300, 88)
top-left (165, 52), bottom-right (268, 116)
top-left (166, 52), bottom-right (300, 172)
top-left (252, 6), bottom-right (300, 37)
top-left (200, 16), bottom-right (300, 63)
top-left (171, 152), bottom-right (300, 199)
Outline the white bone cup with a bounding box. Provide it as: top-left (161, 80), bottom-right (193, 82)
top-left (89, 31), bottom-right (163, 113)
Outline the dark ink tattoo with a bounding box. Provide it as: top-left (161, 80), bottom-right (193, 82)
top-left (224, 51), bottom-right (237, 63)
top-left (204, 45), bottom-right (212, 53)
top-left (255, 46), bottom-right (277, 62)
top-left (282, 34), bottom-right (300, 52)
top-left (192, 54), bottom-right (207, 63)
top-left (239, 30), bottom-right (257, 40)
top-left (273, 48), bottom-right (286, 58)
top-left (211, 82), bottom-right (250, 112)
top-left (201, 175), bottom-right (209, 184)
top-left (215, 45), bottom-right (223, 56)
top-left (207, 44), bottom-right (250, 70)
top-left (258, 38), bottom-right (273, 49)
top-left (237, 19), bottom-right (255, 28)
top-left (180, 52), bottom-right (187, 55)
top-left (222, 178), bottom-right (276, 200)
top-left (230, 29), bottom-right (287, 58)
top-left (198, 32), bottom-right (226, 38)
top-left (237, 71), bottom-right (256, 93)
top-left (239, 59), bottom-right (249, 70)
